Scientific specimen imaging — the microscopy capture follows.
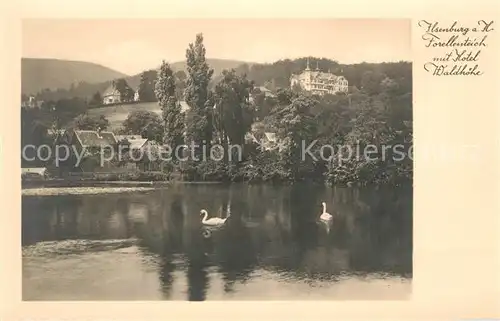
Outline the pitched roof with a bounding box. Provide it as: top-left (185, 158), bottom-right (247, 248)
top-left (115, 135), bottom-right (148, 149)
top-left (245, 132), bottom-right (259, 144)
top-left (99, 131), bottom-right (117, 145)
top-left (115, 135), bottom-right (141, 141)
top-left (74, 130), bottom-right (117, 147)
top-left (103, 84), bottom-right (120, 97)
top-left (255, 86), bottom-right (276, 97)
top-left (140, 140), bottom-right (166, 160)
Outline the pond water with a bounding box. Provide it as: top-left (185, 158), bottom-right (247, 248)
top-left (22, 183), bottom-right (412, 300)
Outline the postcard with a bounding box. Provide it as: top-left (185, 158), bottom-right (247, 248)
top-left (1, 1), bottom-right (498, 320)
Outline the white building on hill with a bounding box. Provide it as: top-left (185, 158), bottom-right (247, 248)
top-left (290, 59), bottom-right (348, 96)
top-left (102, 84), bottom-right (140, 105)
top-left (102, 84), bottom-right (121, 105)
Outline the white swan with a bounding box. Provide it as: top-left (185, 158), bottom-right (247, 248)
top-left (319, 202), bottom-right (333, 221)
top-left (200, 209), bottom-right (229, 227)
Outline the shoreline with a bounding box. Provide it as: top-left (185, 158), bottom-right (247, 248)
top-left (22, 180), bottom-right (170, 189)
top-left (21, 186), bottom-right (157, 196)
top-left (21, 180), bottom-right (225, 196)
top-left (21, 179), bottom-right (412, 196)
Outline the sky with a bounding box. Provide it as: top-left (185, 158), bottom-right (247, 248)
top-left (22, 19), bottom-right (411, 75)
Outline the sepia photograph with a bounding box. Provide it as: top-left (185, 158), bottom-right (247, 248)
top-left (21, 19), bottom-right (413, 301)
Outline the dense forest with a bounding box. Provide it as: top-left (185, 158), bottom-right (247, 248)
top-left (21, 33), bottom-right (412, 186)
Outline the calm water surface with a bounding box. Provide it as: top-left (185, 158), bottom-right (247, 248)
top-left (22, 183), bottom-right (412, 300)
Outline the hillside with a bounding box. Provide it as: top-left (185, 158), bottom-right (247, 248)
top-left (171, 58), bottom-right (253, 80)
top-left (29, 58), bottom-right (250, 101)
top-left (28, 57), bottom-right (412, 104)
top-left (120, 58), bottom-right (251, 89)
top-left (22, 58), bottom-right (129, 95)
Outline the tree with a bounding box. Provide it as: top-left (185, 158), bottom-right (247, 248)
top-left (275, 88), bottom-right (298, 107)
top-left (360, 70), bottom-right (387, 96)
top-left (138, 70), bottom-right (158, 102)
top-left (155, 61), bottom-right (184, 155)
top-left (73, 114), bottom-right (110, 131)
top-left (291, 82), bottom-right (303, 94)
top-left (175, 70), bottom-right (187, 82)
top-left (89, 91), bottom-right (102, 106)
top-left (270, 93), bottom-right (318, 180)
top-left (184, 33), bottom-right (214, 158)
top-left (122, 110), bottom-right (164, 142)
top-left (314, 93), bottom-right (352, 146)
top-left (113, 78), bottom-right (135, 102)
top-left (213, 69), bottom-right (254, 151)
top-left (21, 106), bottom-right (51, 166)
top-left (174, 70), bottom-right (187, 100)
top-left (41, 97), bottom-right (88, 132)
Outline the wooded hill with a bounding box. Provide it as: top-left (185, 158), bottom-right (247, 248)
top-left (26, 57), bottom-right (411, 103)
top-left (24, 58), bottom-right (251, 101)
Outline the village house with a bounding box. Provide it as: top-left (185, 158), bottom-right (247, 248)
top-left (290, 59), bottom-right (348, 96)
top-left (245, 128), bottom-right (282, 152)
top-left (54, 129), bottom-right (118, 173)
top-left (114, 135), bottom-right (166, 172)
top-left (114, 134), bottom-right (148, 170)
top-left (249, 86), bottom-right (276, 104)
top-left (115, 135), bottom-right (148, 150)
top-left (102, 83), bottom-right (141, 105)
top-left (254, 86), bottom-right (276, 98)
top-left (51, 129), bottom-right (171, 176)
top-left (102, 84), bottom-right (121, 105)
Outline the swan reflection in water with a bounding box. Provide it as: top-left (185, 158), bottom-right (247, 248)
top-left (22, 184), bottom-right (412, 301)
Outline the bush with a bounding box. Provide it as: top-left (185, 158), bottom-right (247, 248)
top-left (133, 171), bottom-right (170, 181)
top-left (179, 160), bottom-right (231, 182)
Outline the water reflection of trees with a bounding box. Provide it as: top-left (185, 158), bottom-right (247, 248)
top-left (332, 185), bottom-right (413, 275)
top-left (22, 196), bottom-right (83, 245)
top-left (22, 183), bottom-right (412, 298)
top-left (22, 195), bottom-right (143, 245)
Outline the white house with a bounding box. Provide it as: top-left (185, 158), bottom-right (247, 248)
top-left (102, 84), bottom-right (121, 105)
top-left (290, 59), bottom-right (348, 96)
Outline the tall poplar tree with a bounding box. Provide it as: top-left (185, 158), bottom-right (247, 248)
top-left (155, 61), bottom-right (184, 156)
top-left (184, 33), bottom-right (214, 159)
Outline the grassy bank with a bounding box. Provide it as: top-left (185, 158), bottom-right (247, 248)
top-left (21, 179), bottom-right (167, 189)
top-left (22, 186), bottom-right (156, 196)
top-left (22, 170), bottom-right (172, 189)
